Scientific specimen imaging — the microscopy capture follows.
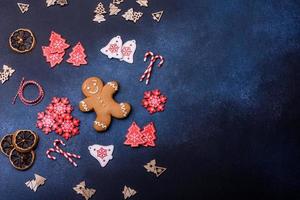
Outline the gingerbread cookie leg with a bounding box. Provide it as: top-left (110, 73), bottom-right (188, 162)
top-left (93, 113), bottom-right (111, 132)
top-left (79, 98), bottom-right (94, 112)
top-left (110, 102), bottom-right (131, 119)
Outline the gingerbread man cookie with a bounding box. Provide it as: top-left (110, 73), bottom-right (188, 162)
top-left (79, 77), bottom-right (131, 132)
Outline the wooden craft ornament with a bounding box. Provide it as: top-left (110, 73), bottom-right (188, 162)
top-left (122, 186), bottom-right (137, 199)
top-left (152, 11), bottom-right (164, 22)
top-left (109, 3), bottom-right (121, 16)
top-left (122, 8), bottom-right (143, 23)
top-left (136, 0), bottom-right (148, 7)
top-left (17, 3), bottom-right (29, 13)
top-left (93, 2), bottom-right (106, 23)
top-left (88, 144), bottom-right (114, 167)
top-left (25, 174), bottom-right (46, 192)
top-left (0, 65), bottom-right (15, 84)
top-left (73, 181), bottom-right (96, 200)
top-left (113, 0), bottom-right (124, 5)
top-left (46, 0), bottom-right (68, 7)
top-left (144, 159), bottom-right (167, 177)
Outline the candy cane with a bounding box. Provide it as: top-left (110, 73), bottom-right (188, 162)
top-left (140, 52), bottom-right (164, 85)
top-left (12, 77), bottom-right (44, 106)
top-left (144, 51), bottom-right (154, 62)
top-left (46, 139), bottom-right (80, 167)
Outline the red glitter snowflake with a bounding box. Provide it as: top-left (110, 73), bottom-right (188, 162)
top-left (54, 114), bottom-right (80, 140)
top-left (121, 47), bottom-right (132, 57)
top-left (36, 112), bottom-right (58, 134)
top-left (46, 97), bottom-right (73, 115)
top-left (97, 147), bottom-right (108, 159)
top-left (108, 43), bottom-right (119, 53)
top-left (142, 89), bottom-right (167, 114)
top-left (36, 97), bottom-right (80, 140)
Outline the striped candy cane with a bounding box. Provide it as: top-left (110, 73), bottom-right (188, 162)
top-left (140, 52), bottom-right (164, 85)
top-left (46, 139), bottom-right (80, 167)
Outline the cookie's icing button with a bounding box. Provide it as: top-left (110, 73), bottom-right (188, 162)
top-left (94, 121), bottom-right (107, 129)
top-left (120, 103), bottom-right (128, 117)
top-left (80, 101), bottom-right (89, 111)
top-left (107, 82), bottom-right (118, 91)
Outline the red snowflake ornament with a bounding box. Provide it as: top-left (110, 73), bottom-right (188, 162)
top-left (36, 97), bottom-right (80, 140)
top-left (142, 89), bottom-right (167, 114)
top-left (66, 42), bottom-right (87, 67)
top-left (141, 122), bottom-right (156, 147)
top-left (46, 97), bottom-right (73, 115)
top-left (124, 122), bottom-right (144, 147)
top-left (97, 147), bottom-right (108, 159)
top-left (36, 112), bottom-right (58, 134)
top-left (54, 114), bottom-right (80, 140)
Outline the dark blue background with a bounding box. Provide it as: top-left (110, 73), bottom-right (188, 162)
top-left (0, 0), bottom-right (299, 199)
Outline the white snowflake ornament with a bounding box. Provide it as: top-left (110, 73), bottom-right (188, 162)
top-left (100, 36), bottom-right (123, 59)
top-left (88, 144), bottom-right (114, 167)
top-left (120, 40), bottom-right (136, 64)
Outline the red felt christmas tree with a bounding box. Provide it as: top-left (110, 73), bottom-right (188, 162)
top-left (141, 122), bottom-right (156, 147)
top-left (124, 122), bottom-right (144, 147)
top-left (66, 42), bottom-right (87, 67)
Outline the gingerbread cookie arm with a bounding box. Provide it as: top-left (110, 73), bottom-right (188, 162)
top-left (94, 112), bottom-right (112, 132)
top-left (79, 97), bottom-right (94, 112)
top-left (110, 102), bottom-right (131, 119)
top-left (102, 81), bottom-right (119, 96)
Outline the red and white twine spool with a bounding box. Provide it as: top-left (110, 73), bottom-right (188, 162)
top-left (12, 77), bottom-right (44, 106)
top-left (140, 51), bottom-right (164, 85)
top-left (46, 139), bottom-right (80, 167)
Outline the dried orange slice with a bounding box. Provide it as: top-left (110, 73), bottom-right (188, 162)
top-left (0, 134), bottom-right (14, 156)
top-left (9, 28), bottom-right (36, 53)
top-left (12, 130), bottom-right (38, 153)
top-left (9, 149), bottom-right (35, 171)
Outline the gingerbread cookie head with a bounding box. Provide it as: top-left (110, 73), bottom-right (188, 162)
top-left (79, 76), bottom-right (131, 132)
top-left (82, 77), bottom-right (104, 97)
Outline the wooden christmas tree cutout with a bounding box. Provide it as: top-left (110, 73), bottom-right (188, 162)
top-left (109, 3), bottom-right (121, 15)
top-left (17, 3), bottom-right (29, 13)
top-left (122, 8), bottom-right (143, 23)
top-left (144, 159), bottom-right (167, 177)
top-left (122, 185), bottom-right (137, 199)
top-left (152, 11), bottom-right (164, 22)
top-left (25, 174), bottom-right (46, 192)
top-left (73, 181), bottom-right (96, 200)
top-left (136, 0), bottom-right (148, 7)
